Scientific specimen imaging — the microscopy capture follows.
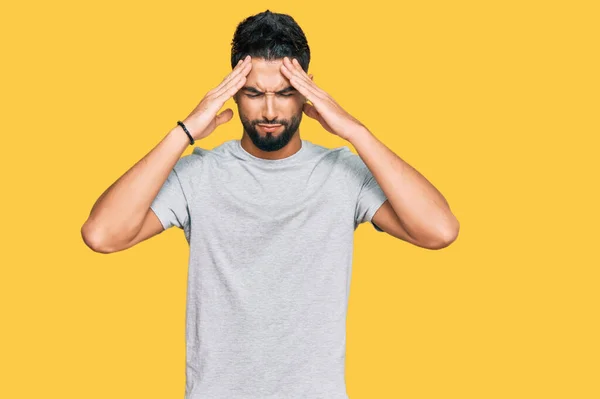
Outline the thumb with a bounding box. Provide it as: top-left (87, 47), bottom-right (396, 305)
top-left (303, 102), bottom-right (318, 120)
top-left (215, 108), bottom-right (234, 126)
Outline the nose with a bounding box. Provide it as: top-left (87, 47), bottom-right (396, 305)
top-left (261, 94), bottom-right (278, 122)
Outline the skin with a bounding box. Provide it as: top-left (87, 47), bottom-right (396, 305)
top-left (192, 56), bottom-right (458, 249)
top-left (233, 57), bottom-right (314, 160)
top-left (82, 55), bottom-right (458, 253)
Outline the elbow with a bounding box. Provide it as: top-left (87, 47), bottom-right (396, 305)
top-left (427, 219), bottom-right (460, 250)
top-left (81, 222), bottom-right (113, 254)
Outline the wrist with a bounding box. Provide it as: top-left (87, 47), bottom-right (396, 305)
top-left (346, 125), bottom-right (371, 145)
top-left (181, 116), bottom-right (206, 140)
top-left (169, 124), bottom-right (194, 149)
top-left (177, 120), bottom-right (196, 145)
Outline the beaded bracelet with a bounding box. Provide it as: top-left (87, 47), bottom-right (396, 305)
top-left (177, 120), bottom-right (194, 145)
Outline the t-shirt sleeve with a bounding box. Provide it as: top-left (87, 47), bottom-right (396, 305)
top-left (350, 153), bottom-right (388, 232)
top-left (150, 168), bottom-right (190, 231)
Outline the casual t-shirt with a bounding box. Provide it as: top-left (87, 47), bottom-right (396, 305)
top-left (150, 138), bottom-right (387, 399)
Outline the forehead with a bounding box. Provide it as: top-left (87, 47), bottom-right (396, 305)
top-left (245, 58), bottom-right (289, 91)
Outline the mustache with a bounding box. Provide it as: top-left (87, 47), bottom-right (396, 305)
top-left (254, 120), bottom-right (287, 126)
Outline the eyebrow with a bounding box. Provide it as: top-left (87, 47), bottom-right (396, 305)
top-left (241, 85), bottom-right (297, 94)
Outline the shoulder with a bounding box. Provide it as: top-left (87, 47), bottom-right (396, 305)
top-left (305, 141), bottom-right (356, 167)
top-left (327, 145), bottom-right (370, 179)
top-left (173, 140), bottom-right (238, 174)
top-left (299, 141), bottom-right (370, 182)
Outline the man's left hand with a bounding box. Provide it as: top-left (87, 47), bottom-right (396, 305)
top-left (280, 57), bottom-right (366, 141)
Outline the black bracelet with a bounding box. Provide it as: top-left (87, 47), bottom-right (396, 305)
top-left (177, 120), bottom-right (194, 145)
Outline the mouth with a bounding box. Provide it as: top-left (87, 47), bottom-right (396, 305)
top-left (257, 124), bottom-right (283, 132)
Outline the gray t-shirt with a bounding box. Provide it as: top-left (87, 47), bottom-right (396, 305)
top-left (150, 138), bottom-right (387, 399)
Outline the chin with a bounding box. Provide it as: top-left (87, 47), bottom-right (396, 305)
top-left (240, 112), bottom-right (303, 151)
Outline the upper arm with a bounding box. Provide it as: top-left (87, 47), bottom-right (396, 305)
top-left (371, 200), bottom-right (444, 249)
top-left (347, 151), bottom-right (388, 231)
top-left (109, 163), bottom-right (191, 252)
top-left (149, 168), bottom-right (191, 231)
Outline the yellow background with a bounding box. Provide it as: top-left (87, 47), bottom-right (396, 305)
top-left (1, 1), bottom-right (598, 398)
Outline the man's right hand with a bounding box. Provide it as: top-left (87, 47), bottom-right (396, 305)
top-left (181, 55), bottom-right (253, 141)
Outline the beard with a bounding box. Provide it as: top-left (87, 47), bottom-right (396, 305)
top-left (240, 111), bottom-right (303, 152)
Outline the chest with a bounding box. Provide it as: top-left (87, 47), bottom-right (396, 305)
top-left (187, 161), bottom-right (357, 254)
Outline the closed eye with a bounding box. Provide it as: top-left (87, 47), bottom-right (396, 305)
top-left (246, 93), bottom-right (295, 98)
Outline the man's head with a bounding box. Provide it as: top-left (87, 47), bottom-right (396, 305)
top-left (231, 10), bottom-right (311, 152)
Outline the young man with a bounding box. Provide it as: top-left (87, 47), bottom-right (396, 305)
top-left (82, 9), bottom-right (459, 399)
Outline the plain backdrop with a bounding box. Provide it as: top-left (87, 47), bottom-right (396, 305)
top-left (1, 1), bottom-right (598, 398)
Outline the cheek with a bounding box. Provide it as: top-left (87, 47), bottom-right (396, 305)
top-left (236, 99), bottom-right (256, 116)
top-left (284, 99), bottom-right (301, 111)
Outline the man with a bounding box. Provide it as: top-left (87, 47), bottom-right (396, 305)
top-left (81, 9), bottom-right (459, 399)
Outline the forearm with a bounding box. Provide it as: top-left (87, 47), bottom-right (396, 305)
top-left (347, 127), bottom-right (459, 243)
top-left (82, 124), bottom-right (191, 247)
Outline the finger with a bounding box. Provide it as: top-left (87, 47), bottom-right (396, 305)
top-left (282, 58), bottom-right (327, 100)
top-left (212, 61), bottom-right (251, 100)
top-left (303, 103), bottom-right (325, 126)
top-left (215, 108), bottom-right (234, 126)
top-left (286, 57), bottom-right (322, 92)
top-left (203, 72), bottom-right (248, 116)
top-left (218, 56), bottom-right (250, 87)
top-left (290, 58), bottom-right (310, 77)
top-left (294, 60), bottom-right (328, 98)
top-left (303, 102), bottom-right (319, 120)
top-left (212, 56), bottom-right (250, 94)
top-left (281, 63), bottom-right (322, 104)
top-left (291, 75), bottom-right (320, 104)
top-left (282, 57), bottom-right (310, 84)
top-left (213, 72), bottom-right (248, 106)
top-left (212, 55), bottom-right (251, 93)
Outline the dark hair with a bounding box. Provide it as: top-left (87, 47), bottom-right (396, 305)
top-left (231, 10), bottom-right (311, 72)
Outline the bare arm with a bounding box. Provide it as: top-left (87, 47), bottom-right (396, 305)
top-left (81, 55), bottom-right (254, 253)
top-left (81, 127), bottom-right (191, 253)
top-left (348, 128), bottom-right (460, 247)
